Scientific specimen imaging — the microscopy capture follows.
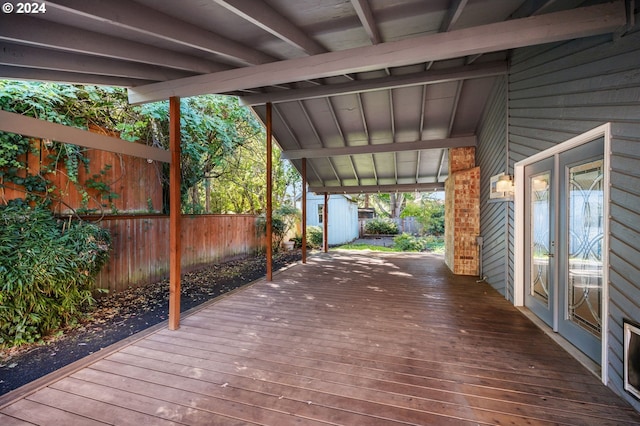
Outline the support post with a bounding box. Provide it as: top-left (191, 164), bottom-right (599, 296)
top-left (323, 192), bottom-right (329, 253)
top-left (301, 158), bottom-right (307, 263)
top-left (168, 96), bottom-right (181, 330)
top-left (266, 102), bottom-right (273, 281)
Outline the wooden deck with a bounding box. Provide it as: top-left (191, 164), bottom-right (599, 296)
top-left (1, 251), bottom-right (639, 425)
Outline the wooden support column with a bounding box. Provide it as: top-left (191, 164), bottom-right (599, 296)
top-left (301, 158), bottom-right (307, 263)
top-left (266, 102), bottom-right (273, 281)
top-left (168, 96), bottom-right (181, 330)
top-left (323, 192), bottom-right (329, 253)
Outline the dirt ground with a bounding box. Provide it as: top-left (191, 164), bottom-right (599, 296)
top-left (0, 250), bottom-right (302, 396)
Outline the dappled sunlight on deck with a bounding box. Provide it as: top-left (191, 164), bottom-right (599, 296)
top-left (1, 251), bottom-right (639, 425)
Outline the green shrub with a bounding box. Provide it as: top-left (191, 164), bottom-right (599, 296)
top-left (307, 226), bottom-right (323, 248)
top-left (0, 202), bottom-right (111, 347)
top-left (393, 233), bottom-right (426, 251)
top-left (364, 218), bottom-right (399, 235)
top-left (393, 233), bottom-right (445, 253)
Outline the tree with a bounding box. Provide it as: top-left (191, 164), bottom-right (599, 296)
top-left (400, 194), bottom-right (445, 235)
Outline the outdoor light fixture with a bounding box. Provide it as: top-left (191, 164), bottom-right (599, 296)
top-left (490, 173), bottom-right (514, 200)
top-left (495, 174), bottom-right (514, 194)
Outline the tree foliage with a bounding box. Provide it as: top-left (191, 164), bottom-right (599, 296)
top-left (400, 195), bottom-right (445, 235)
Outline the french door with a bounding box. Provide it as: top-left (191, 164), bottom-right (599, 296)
top-left (524, 138), bottom-right (604, 364)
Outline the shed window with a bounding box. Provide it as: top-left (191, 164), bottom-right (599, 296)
top-left (318, 205), bottom-right (324, 223)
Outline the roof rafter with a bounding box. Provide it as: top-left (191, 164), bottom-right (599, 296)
top-left (0, 65), bottom-right (155, 87)
top-left (298, 100), bottom-right (342, 185)
top-left (440, 0), bottom-right (469, 32)
top-left (213, 0), bottom-right (326, 55)
top-left (46, 0), bottom-right (274, 67)
top-left (351, 0), bottom-right (382, 44)
top-left (0, 110), bottom-right (170, 163)
top-left (0, 43), bottom-right (195, 81)
top-left (271, 105), bottom-right (324, 185)
top-left (281, 136), bottom-right (476, 160)
top-left (240, 61), bottom-right (507, 105)
top-left (129, 2), bottom-right (625, 104)
top-left (0, 15), bottom-right (224, 74)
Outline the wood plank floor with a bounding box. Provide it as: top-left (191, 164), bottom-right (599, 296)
top-left (2, 251), bottom-right (639, 425)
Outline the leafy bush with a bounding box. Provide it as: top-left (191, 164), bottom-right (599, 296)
top-left (256, 205), bottom-right (300, 252)
top-left (393, 233), bottom-right (445, 253)
top-left (393, 233), bottom-right (426, 251)
top-left (364, 218), bottom-right (399, 235)
top-left (0, 202), bottom-right (111, 347)
top-left (307, 226), bottom-right (324, 248)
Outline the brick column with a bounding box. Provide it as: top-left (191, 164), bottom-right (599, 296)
top-left (444, 147), bottom-right (480, 276)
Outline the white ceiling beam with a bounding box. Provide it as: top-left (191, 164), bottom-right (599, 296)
top-left (0, 15), bottom-right (224, 74)
top-left (130, 1), bottom-right (626, 104)
top-left (0, 110), bottom-right (171, 163)
top-left (0, 66), bottom-right (156, 87)
top-left (440, 0), bottom-right (469, 32)
top-left (351, 0), bottom-right (382, 44)
top-left (281, 136), bottom-right (476, 160)
top-left (240, 61), bottom-right (507, 105)
top-left (310, 182), bottom-right (445, 195)
top-left (0, 43), bottom-right (194, 81)
top-left (213, 0), bottom-right (326, 55)
top-left (46, 0), bottom-right (274, 67)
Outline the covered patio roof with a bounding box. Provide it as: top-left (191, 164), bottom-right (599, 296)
top-left (0, 0), bottom-right (627, 194)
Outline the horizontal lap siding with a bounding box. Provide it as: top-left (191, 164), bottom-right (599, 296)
top-left (477, 76), bottom-right (509, 298)
top-left (94, 215), bottom-right (261, 293)
top-left (508, 16), bottom-right (640, 410)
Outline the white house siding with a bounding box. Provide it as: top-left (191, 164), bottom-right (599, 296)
top-left (477, 12), bottom-right (640, 410)
top-left (306, 193), bottom-right (359, 245)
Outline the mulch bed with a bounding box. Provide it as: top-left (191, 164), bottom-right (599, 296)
top-left (0, 250), bottom-right (302, 396)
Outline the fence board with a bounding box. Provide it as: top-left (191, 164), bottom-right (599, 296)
top-left (92, 215), bottom-right (262, 293)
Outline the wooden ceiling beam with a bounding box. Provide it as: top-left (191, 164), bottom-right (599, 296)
top-left (129, 2), bottom-right (625, 104)
top-left (0, 110), bottom-right (171, 163)
top-left (281, 135), bottom-right (476, 160)
top-left (0, 66), bottom-right (156, 87)
top-left (310, 182), bottom-right (445, 194)
top-left (214, 0), bottom-right (327, 55)
top-left (351, 0), bottom-right (382, 44)
top-left (440, 0), bottom-right (469, 32)
top-left (240, 61), bottom-right (507, 106)
top-left (0, 43), bottom-right (195, 82)
top-left (46, 0), bottom-right (275, 66)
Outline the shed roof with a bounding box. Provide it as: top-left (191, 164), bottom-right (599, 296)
top-left (0, 0), bottom-right (627, 193)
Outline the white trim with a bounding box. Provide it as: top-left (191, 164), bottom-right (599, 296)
top-left (513, 123), bottom-right (611, 384)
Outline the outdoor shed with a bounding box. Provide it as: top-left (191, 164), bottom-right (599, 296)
top-left (303, 192), bottom-right (359, 246)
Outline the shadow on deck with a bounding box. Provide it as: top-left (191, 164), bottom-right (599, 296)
top-left (1, 251), bottom-right (639, 425)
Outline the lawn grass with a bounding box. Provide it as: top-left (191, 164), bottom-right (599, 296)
top-left (335, 236), bottom-right (445, 254)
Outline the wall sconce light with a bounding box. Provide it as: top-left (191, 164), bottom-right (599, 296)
top-left (495, 174), bottom-right (514, 194)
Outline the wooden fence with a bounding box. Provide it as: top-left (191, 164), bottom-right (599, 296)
top-left (92, 214), bottom-right (263, 293)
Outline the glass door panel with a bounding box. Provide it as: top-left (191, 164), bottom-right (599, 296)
top-left (567, 159), bottom-right (603, 338)
top-left (524, 158), bottom-right (554, 327)
top-left (531, 171), bottom-right (552, 307)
